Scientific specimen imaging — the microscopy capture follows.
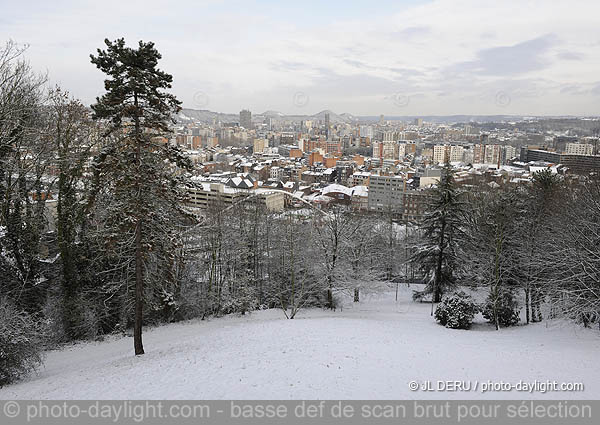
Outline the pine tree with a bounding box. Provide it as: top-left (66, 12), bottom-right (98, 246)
top-left (411, 162), bottom-right (465, 307)
top-left (90, 38), bottom-right (191, 355)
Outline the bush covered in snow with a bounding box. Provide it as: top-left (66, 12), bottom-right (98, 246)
top-left (482, 291), bottom-right (521, 327)
top-left (0, 299), bottom-right (45, 387)
top-left (219, 285), bottom-right (259, 316)
top-left (434, 291), bottom-right (479, 329)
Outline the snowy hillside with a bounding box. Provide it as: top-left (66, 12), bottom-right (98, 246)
top-left (1, 286), bottom-right (598, 400)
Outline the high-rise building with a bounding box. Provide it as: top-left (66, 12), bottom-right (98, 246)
top-left (398, 143), bottom-right (406, 159)
top-left (484, 144), bottom-right (501, 166)
top-left (404, 141), bottom-right (417, 156)
top-left (504, 145), bottom-right (517, 162)
top-left (253, 138), bottom-right (267, 154)
top-left (566, 143), bottom-right (594, 156)
top-left (473, 144), bottom-right (485, 163)
top-left (450, 145), bottom-right (465, 163)
top-left (240, 109), bottom-right (252, 129)
top-left (324, 112), bottom-right (330, 129)
top-left (367, 175), bottom-right (405, 212)
top-left (382, 141), bottom-right (399, 160)
top-left (433, 145), bottom-right (450, 164)
top-left (360, 125), bottom-right (373, 138)
top-left (381, 131), bottom-right (395, 141)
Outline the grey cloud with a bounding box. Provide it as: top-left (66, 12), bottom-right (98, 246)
top-left (557, 51), bottom-right (584, 61)
top-left (310, 69), bottom-right (415, 96)
top-left (256, 67), bottom-right (421, 105)
top-left (560, 84), bottom-right (585, 95)
top-left (341, 60), bottom-right (424, 80)
top-left (559, 81), bottom-right (600, 95)
top-left (450, 34), bottom-right (559, 76)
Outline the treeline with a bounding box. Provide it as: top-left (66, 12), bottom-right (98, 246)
top-left (415, 163), bottom-right (600, 330)
top-left (178, 201), bottom-right (416, 320)
top-left (0, 38), bottom-right (194, 383)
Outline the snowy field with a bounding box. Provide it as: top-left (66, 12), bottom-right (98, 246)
top-left (1, 285), bottom-right (599, 400)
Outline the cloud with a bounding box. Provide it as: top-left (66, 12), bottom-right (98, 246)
top-left (557, 51), bottom-right (585, 61)
top-left (387, 26), bottom-right (431, 40)
top-left (451, 34), bottom-right (558, 76)
top-left (1, 0), bottom-right (600, 115)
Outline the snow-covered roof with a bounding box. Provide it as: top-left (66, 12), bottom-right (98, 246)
top-left (351, 185), bottom-right (368, 197)
top-left (321, 184), bottom-right (353, 197)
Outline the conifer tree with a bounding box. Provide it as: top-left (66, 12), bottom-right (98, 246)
top-left (90, 38), bottom-right (191, 355)
top-left (412, 162), bottom-right (465, 307)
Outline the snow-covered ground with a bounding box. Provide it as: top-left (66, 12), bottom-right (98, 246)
top-left (1, 285), bottom-right (599, 400)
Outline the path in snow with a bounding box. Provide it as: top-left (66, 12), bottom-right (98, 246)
top-left (1, 286), bottom-right (599, 399)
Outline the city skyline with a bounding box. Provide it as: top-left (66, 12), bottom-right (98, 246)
top-left (2, 0), bottom-right (600, 116)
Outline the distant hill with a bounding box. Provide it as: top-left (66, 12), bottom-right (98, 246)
top-left (177, 108), bottom-right (597, 126)
top-left (178, 108), bottom-right (365, 125)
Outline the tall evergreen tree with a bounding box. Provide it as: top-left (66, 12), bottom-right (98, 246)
top-left (90, 38), bottom-right (191, 355)
top-left (411, 162), bottom-right (465, 307)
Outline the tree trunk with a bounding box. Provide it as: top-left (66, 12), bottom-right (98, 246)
top-left (525, 285), bottom-right (530, 324)
top-left (133, 93), bottom-right (144, 356)
top-left (134, 218), bottom-right (144, 355)
top-left (433, 219), bottom-right (446, 308)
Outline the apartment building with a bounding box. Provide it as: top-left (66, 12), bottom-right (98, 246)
top-left (350, 171), bottom-right (371, 187)
top-left (566, 143), bottom-right (593, 156)
top-left (433, 145), bottom-right (449, 164)
top-left (449, 145), bottom-right (465, 163)
top-left (187, 183), bottom-right (284, 211)
top-left (253, 138), bottom-right (268, 154)
top-left (367, 175), bottom-right (406, 212)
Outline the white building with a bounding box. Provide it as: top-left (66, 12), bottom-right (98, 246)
top-left (566, 143), bottom-right (593, 156)
top-left (253, 138), bottom-right (268, 154)
top-left (433, 145), bottom-right (449, 164)
top-left (504, 145), bottom-right (518, 162)
top-left (270, 166), bottom-right (284, 180)
top-left (398, 143), bottom-right (406, 159)
top-left (360, 125), bottom-right (373, 139)
top-left (449, 145), bottom-right (465, 163)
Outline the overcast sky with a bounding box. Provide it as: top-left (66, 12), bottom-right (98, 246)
top-left (2, 0), bottom-right (599, 116)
